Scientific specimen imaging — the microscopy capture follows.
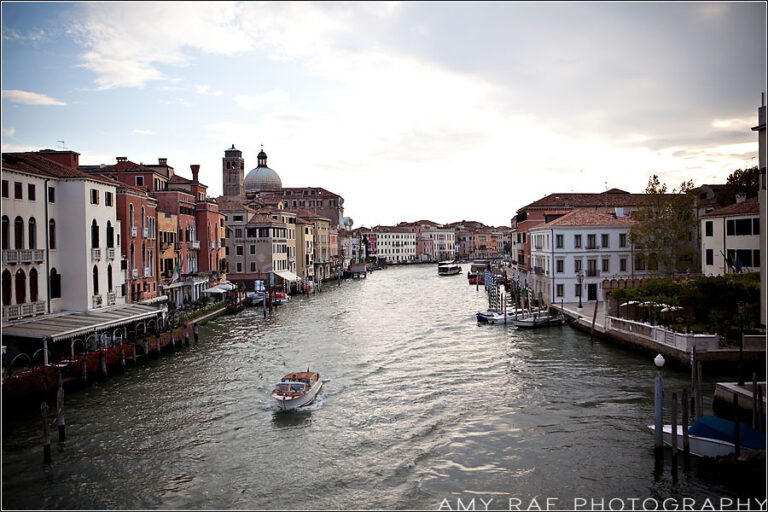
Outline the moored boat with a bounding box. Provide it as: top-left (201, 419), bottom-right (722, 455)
top-left (511, 312), bottom-right (565, 328)
top-left (271, 371), bottom-right (323, 411)
top-left (647, 415), bottom-right (766, 457)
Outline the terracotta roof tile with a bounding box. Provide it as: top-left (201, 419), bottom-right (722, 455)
top-left (2, 152), bottom-right (114, 185)
top-left (538, 208), bottom-right (637, 228)
top-left (701, 197), bottom-right (759, 218)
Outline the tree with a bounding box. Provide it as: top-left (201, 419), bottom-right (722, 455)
top-left (715, 166), bottom-right (760, 205)
top-left (629, 175), bottom-right (697, 276)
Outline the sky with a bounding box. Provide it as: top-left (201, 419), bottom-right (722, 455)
top-left (1, 2), bottom-right (766, 228)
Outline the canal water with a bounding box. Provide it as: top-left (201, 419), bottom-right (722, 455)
top-left (2, 264), bottom-right (764, 510)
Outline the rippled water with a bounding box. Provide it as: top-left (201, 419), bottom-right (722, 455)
top-left (2, 264), bottom-right (764, 509)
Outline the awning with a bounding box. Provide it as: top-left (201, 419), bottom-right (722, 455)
top-left (274, 270), bottom-right (299, 282)
top-left (1, 304), bottom-right (165, 342)
top-left (139, 295), bottom-right (169, 305)
top-left (202, 284), bottom-right (228, 295)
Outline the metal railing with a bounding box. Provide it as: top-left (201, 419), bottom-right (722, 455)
top-left (2, 249), bottom-right (45, 264)
top-left (131, 268), bottom-right (138, 279)
top-left (107, 292), bottom-right (116, 305)
top-left (91, 248), bottom-right (102, 261)
top-left (131, 226), bottom-right (137, 238)
top-left (586, 269), bottom-right (600, 277)
top-left (188, 240), bottom-right (200, 250)
top-left (143, 227), bottom-right (149, 238)
top-left (92, 295), bottom-right (103, 308)
top-left (144, 267), bottom-right (151, 277)
top-left (107, 248), bottom-right (116, 260)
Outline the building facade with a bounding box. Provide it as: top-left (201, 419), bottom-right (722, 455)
top-left (700, 197), bottom-right (761, 276)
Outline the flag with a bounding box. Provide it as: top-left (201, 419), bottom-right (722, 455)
top-left (171, 257), bottom-right (180, 283)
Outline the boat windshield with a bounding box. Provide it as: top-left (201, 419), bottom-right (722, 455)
top-left (274, 382), bottom-right (307, 393)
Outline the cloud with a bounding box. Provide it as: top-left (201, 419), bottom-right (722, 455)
top-left (2, 28), bottom-right (46, 42)
top-left (234, 90), bottom-right (290, 110)
top-left (2, 127), bottom-right (16, 137)
top-left (2, 90), bottom-right (66, 106)
top-left (132, 129), bottom-right (153, 135)
top-left (195, 84), bottom-right (223, 96)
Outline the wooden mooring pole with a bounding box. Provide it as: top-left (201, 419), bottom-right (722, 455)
top-left (757, 384), bottom-right (765, 432)
top-left (671, 392), bottom-right (678, 477)
top-left (80, 356), bottom-right (87, 386)
top-left (589, 301), bottom-right (599, 341)
top-left (733, 393), bottom-right (741, 457)
top-left (41, 401), bottom-right (51, 464)
top-left (696, 361), bottom-right (704, 419)
top-left (56, 385), bottom-right (65, 442)
top-left (654, 362), bottom-right (664, 460)
top-left (681, 388), bottom-right (690, 458)
top-left (752, 373), bottom-right (758, 430)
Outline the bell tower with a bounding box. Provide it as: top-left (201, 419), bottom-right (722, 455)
top-left (222, 144), bottom-right (244, 197)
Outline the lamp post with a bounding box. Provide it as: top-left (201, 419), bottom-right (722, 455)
top-left (577, 271), bottom-right (584, 311)
top-left (654, 353), bottom-right (666, 458)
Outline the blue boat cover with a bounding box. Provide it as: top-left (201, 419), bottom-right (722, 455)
top-left (688, 415), bottom-right (766, 451)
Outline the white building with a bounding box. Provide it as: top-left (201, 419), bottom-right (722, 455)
top-left (422, 228), bottom-right (456, 262)
top-left (528, 208), bottom-right (645, 305)
top-left (369, 227), bottom-right (416, 264)
top-left (700, 197), bottom-right (761, 276)
top-left (2, 152), bottom-right (126, 324)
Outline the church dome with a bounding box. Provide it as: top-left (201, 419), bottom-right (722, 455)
top-left (243, 148), bottom-right (282, 191)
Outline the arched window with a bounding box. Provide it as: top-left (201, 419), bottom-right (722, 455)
top-left (2, 270), bottom-right (11, 305)
top-left (93, 265), bottom-right (99, 295)
top-left (129, 203), bottom-right (134, 228)
top-left (49, 219), bottom-right (56, 250)
top-left (1, 216), bottom-right (9, 250)
top-left (29, 268), bottom-right (38, 302)
top-left (142, 241), bottom-right (145, 269)
top-left (14, 268), bottom-right (26, 304)
top-left (50, 268), bottom-right (61, 298)
top-left (107, 264), bottom-right (113, 291)
top-left (14, 216), bottom-right (24, 249)
top-left (130, 243), bottom-right (135, 271)
top-left (107, 221), bottom-right (114, 248)
top-left (91, 220), bottom-right (100, 248)
top-left (28, 218), bottom-right (37, 250)
top-left (141, 206), bottom-right (146, 232)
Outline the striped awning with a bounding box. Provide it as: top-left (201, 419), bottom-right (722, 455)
top-left (1, 304), bottom-right (165, 342)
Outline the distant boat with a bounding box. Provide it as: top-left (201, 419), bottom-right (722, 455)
top-left (438, 261), bottom-right (462, 276)
top-left (476, 307), bottom-right (532, 324)
top-left (271, 371), bottom-right (323, 411)
top-left (648, 415), bottom-right (766, 458)
top-left (511, 312), bottom-right (565, 328)
top-left (467, 273), bottom-right (484, 285)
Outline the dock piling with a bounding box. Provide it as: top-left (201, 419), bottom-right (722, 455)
top-left (653, 355), bottom-right (664, 461)
top-left (733, 393), bottom-right (740, 457)
top-left (56, 386), bottom-right (65, 442)
top-left (751, 373), bottom-right (758, 429)
top-left (41, 401), bottom-right (51, 464)
top-left (671, 392), bottom-right (678, 477)
top-left (682, 388), bottom-right (690, 458)
top-left (80, 356), bottom-right (87, 386)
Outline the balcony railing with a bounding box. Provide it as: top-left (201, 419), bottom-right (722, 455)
top-left (533, 266), bottom-right (545, 275)
top-left (586, 244), bottom-right (600, 250)
top-left (144, 267), bottom-right (151, 277)
top-left (3, 301), bottom-right (46, 322)
top-left (131, 226), bottom-right (137, 238)
top-left (188, 240), bottom-right (200, 250)
top-left (107, 292), bottom-right (116, 306)
top-left (92, 295), bottom-right (103, 308)
top-left (131, 268), bottom-right (139, 279)
top-left (586, 269), bottom-right (600, 277)
top-left (2, 249), bottom-right (45, 264)
top-left (143, 227), bottom-right (149, 238)
top-left (107, 248), bottom-right (116, 260)
top-left (92, 248), bottom-right (102, 261)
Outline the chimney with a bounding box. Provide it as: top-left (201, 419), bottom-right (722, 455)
top-left (735, 193), bottom-right (746, 204)
top-left (191, 164), bottom-right (200, 182)
top-left (159, 158), bottom-right (167, 166)
top-left (116, 156), bottom-right (127, 162)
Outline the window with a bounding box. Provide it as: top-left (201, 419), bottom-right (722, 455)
top-left (754, 218), bottom-right (760, 235)
top-left (634, 255), bottom-right (646, 271)
top-left (235, 228), bottom-right (243, 238)
top-left (2, 270), bottom-right (10, 305)
top-left (1, 180), bottom-right (7, 198)
top-left (105, 192), bottom-right (113, 206)
top-left (136, 176), bottom-right (144, 187)
top-left (250, 245), bottom-right (256, 254)
top-left (93, 266), bottom-right (99, 295)
top-left (705, 221), bottom-right (713, 237)
top-left (48, 186), bottom-right (55, 203)
top-left (14, 182), bottom-right (22, 199)
top-left (556, 260), bottom-right (564, 273)
top-left (90, 189), bottom-right (99, 204)
top-left (619, 233), bottom-right (627, 248)
top-left (50, 269), bottom-right (61, 298)
top-left (27, 184), bottom-right (36, 201)
top-left (250, 262), bottom-right (256, 272)
top-left (2, 216), bottom-right (8, 250)
top-left (234, 215), bottom-right (244, 222)
top-left (49, 219), bottom-right (56, 249)
top-left (620, 258), bottom-right (627, 272)
top-left (602, 259), bottom-right (609, 272)
top-left (236, 245), bottom-right (243, 256)
top-left (574, 283), bottom-right (582, 297)
top-left (28, 218), bottom-right (36, 249)
top-left (705, 249), bottom-right (713, 266)
top-left (574, 259), bottom-right (582, 272)
top-left (586, 234), bottom-right (596, 249)
top-left (14, 217), bottom-right (24, 249)
top-left (236, 262), bottom-right (243, 273)
top-left (754, 250), bottom-right (761, 268)
top-left (91, 220), bottom-right (100, 248)
top-left (556, 284), bottom-right (564, 297)
top-left (555, 234), bottom-right (563, 249)
top-left (15, 269), bottom-right (26, 304)
top-left (601, 234), bottom-right (609, 248)
top-left (574, 234), bottom-right (582, 248)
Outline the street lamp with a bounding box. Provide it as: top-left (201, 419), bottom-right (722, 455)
top-left (577, 271), bottom-right (584, 311)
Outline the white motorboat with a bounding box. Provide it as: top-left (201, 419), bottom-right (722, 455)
top-left (438, 261), bottom-right (462, 275)
top-left (476, 307), bottom-right (530, 324)
top-left (647, 415), bottom-right (766, 458)
top-left (271, 371), bottom-right (323, 411)
top-left (511, 312), bottom-right (565, 328)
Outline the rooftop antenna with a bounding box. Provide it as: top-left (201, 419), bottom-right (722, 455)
top-left (56, 140), bottom-right (66, 150)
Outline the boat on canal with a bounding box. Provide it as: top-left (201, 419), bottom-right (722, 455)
top-left (476, 307), bottom-right (533, 324)
top-left (647, 415), bottom-right (766, 458)
top-left (511, 312), bottom-right (565, 328)
top-left (271, 371), bottom-right (323, 411)
top-left (438, 261), bottom-right (462, 276)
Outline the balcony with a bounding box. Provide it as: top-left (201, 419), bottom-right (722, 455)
top-left (188, 240), bottom-right (200, 250)
top-left (92, 295), bottom-right (103, 308)
top-left (107, 292), bottom-right (116, 306)
top-left (586, 269), bottom-right (600, 277)
top-left (143, 227), bottom-right (149, 238)
top-left (586, 244), bottom-right (600, 251)
top-left (533, 266), bottom-right (545, 275)
top-left (161, 242), bottom-right (172, 251)
top-left (2, 249), bottom-right (45, 264)
top-left (144, 267), bottom-right (151, 277)
top-left (107, 248), bottom-right (116, 260)
top-left (131, 268), bottom-right (138, 279)
top-left (91, 248), bottom-right (102, 261)
top-left (3, 301), bottom-right (46, 322)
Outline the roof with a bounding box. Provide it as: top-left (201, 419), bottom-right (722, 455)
top-left (701, 197), bottom-right (760, 218)
top-left (2, 152), bottom-right (114, 185)
top-left (532, 208), bottom-right (637, 228)
top-left (97, 158), bottom-right (157, 174)
top-left (288, 208), bottom-right (332, 222)
top-left (519, 189), bottom-right (652, 212)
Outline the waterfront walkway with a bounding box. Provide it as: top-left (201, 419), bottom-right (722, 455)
top-left (555, 301), bottom-right (605, 333)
